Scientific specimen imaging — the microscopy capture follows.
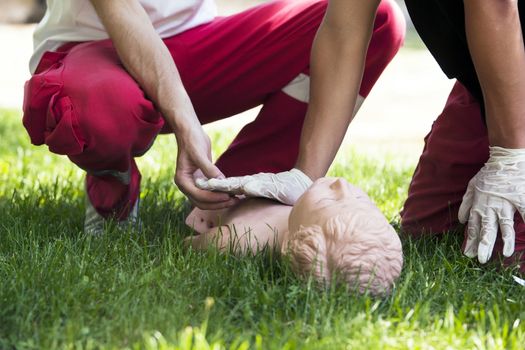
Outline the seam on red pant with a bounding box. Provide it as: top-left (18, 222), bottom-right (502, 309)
top-left (23, 54), bottom-right (66, 146)
top-left (44, 95), bottom-right (87, 155)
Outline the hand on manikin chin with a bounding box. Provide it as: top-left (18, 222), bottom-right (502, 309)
top-left (195, 168), bottom-right (313, 205)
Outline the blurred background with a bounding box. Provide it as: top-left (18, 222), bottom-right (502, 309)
top-left (0, 0), bottom-right (454, 160)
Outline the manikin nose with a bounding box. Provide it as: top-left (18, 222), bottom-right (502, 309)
top-left (329, 178), bottom-right (350, 195)
top-left (328, 178), bottom-right (364, 199)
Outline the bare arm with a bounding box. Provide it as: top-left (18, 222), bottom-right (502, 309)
top-left (89, 0), bottom-right (236, 209)
top-left (458, 1), bottom-right (525, 263)
top-left (195, 0), bottom-right (386, 205)
top-left (90, 0), bottom-right (193, 132)
top-left (464, 0), bottom-right (525, 148)
top-left (295, 0), bottom-right (381, 179)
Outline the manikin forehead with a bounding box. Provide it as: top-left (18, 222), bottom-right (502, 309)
top-left (290, 178), bottom-right (379, 231)
top-left (300, 177), bottom-right (371, 206)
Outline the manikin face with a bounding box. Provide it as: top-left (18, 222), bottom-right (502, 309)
top-left (284, 177), bottom-right (402, 295)
top-left (288, 178), bottom-right (381, 234)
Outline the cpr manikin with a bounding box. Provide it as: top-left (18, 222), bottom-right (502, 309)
top-left (186, 178), bottom-right (403, 295)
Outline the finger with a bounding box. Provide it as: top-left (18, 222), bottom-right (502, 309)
top-left (478, 209), bottom-right (498, 264)
top-left (243, 181), bottom-right (273, 198)
top-left (244, 181), bottom-right (294, 204)
top-left (463, 211), bottom-right (481, 258)
top-left (195, 178), bottom-right (211, 190)
top-left (458, 180), bottom-right (475, 224)
top-left (197, 158), bottom-right (225, 180)
top-left (193, 169), bottom-right (206, 180)
top-left (207, 177), bottom-right (245, 194)
top-left (176, 173), bottom-right (233, 204)
top-left (499, 205), bottom-right (516, 258)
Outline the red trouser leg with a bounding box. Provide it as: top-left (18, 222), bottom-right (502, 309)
top-left (23, 40), bottom-right (164, 220)
top-left (22, 0), bottom-right (405, 219)
top-left (401, 82), bottom-right (525, 273)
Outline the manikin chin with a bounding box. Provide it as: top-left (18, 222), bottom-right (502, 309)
top-left (185, 178), bottom-right (403, 296)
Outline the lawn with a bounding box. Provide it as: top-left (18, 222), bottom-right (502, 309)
top-left (1, 108), bottom-right (524, 349)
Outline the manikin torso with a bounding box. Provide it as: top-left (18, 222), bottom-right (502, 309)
top-left (186, 178), bottom-right (403, 295)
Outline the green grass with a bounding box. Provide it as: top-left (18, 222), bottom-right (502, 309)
top-left (1, 108), bottom-right (524, 349)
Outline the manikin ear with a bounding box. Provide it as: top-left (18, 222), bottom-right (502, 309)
top-left (283, 224), bottom-right (330, 282)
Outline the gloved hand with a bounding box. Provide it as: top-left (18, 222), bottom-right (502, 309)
top-left (458, 146), bottom-right (525, 263)
top-left (195, 168), bottom-right (313, 205)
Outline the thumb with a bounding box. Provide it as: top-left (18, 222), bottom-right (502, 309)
top-left (458, 180), bottom-right (475, 224)
top-left (197, 157), bottom-right (225, 180)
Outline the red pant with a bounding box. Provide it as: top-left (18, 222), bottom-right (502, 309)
top-left (401, 82), bottom-right (525, 273)
top-left (23, 0), bottom-right (405, 219)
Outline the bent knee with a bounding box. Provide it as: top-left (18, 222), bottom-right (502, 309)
top-left (63, 75), bottom-right (164, 154)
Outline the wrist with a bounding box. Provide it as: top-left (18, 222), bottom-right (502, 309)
top-left (295, 154), bottom-right (327, 181)
top-left (489, 145), bottom-right (525, 154)
top-left (160, 90), bottom-right (200, 134)
top-left (487, 146), bottom-right (525, 167)
top-left (486, 107), bottom-right (525, 148)
top-left (488, 131), bottom-right (525, 149)
top-left (294, 165), bottom-right (321, 182)
top-left (166, 109), bottom-right (201, 136)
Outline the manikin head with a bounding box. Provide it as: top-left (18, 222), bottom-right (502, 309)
top-left (282, 178), bottom-right (403, 295)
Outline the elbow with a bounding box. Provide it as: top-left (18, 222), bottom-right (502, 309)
top-left (466, 0), bottom-right (519, 17)
top-left (492, 0), bottom-right (519, 15)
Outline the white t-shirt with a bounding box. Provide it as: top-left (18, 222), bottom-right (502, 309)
top-left (30, 0), bottom-right (217, 73)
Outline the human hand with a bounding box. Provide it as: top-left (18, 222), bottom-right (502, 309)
top-left (174, 124), bottom-right (238, 210)
top-left (196, 168), bottom-right (313, 205)
top-left (458, 146), bottom-right (525, 263)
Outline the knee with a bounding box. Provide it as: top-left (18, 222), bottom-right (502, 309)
top-left (24, 42), bottom-right (163, 171)
top-left (64, 75), bottom-right (163, 157)
top-left (374, 0), bottom-right (407, 56)
top-left (23, 64), bottom-right (89, 156)
top-left (64, 80), bottom-right (132, 153)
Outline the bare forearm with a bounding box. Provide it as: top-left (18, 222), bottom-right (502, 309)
top-left (464, 0), bottom-right (525, 148)
top-left (90, 0), bottom-right (198, 133)
top-left (295, 0), bottom-right (380, 179)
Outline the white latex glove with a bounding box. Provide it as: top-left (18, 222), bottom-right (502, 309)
top-left (195, 168), bottom-right (313, 205)
top-left (458, 146), bottom-right (525, 264)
